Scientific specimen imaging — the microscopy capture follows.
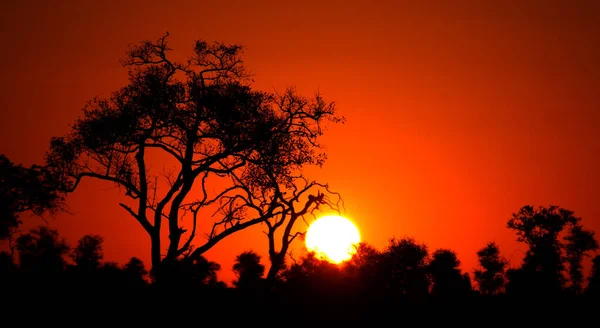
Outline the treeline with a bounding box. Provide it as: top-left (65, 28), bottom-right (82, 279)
top-left (1, 35), bottom-right (599, 319)
top-left (2, 206), bottom-right (599, 311)
top-left (1, 228), bottom-right (149, 293)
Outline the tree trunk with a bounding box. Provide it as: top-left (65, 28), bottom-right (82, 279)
top-left (150, 232), bottom-right (162, 284)
top-left (265, 253), bottom-right (284, 293)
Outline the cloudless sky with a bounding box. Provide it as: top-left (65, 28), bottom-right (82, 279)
top-left (1, 0), bottom-right (599, 284)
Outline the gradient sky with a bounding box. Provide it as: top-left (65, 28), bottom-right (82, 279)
top-left (1, 0), bottom-right (599, 284)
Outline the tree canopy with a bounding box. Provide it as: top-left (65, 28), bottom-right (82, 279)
top-left (44, 33), bottom-right (343, 281)
top-left (0, 155), bottom-right (65, 239)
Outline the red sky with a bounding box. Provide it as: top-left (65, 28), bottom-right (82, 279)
top-left (1, 0), bottom-right (599, 284)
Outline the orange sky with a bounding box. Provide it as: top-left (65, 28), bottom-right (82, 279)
top-left (1, 0), bottom-right (599, 285)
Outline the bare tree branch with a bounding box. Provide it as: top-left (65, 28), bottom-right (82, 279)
top-left (44, 33), bottom-right (343, 279)
top-left (119, 203), bottom-right (153, 233)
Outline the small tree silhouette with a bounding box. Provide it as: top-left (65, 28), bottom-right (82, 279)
top-left (261, 181), bottom-right (343, 291)
top-left (344, 242), bottom-right (381, 278)
top-left (381, 237), bottom-right (430, 303)
top-left (428, 249), bottom-right (470, 300)
top-left (474, 241), bottom-right (507, 295)
top-left (233, 250), bottom-right (264, 285)
top-left (158, 252), bottom-right (224, 290)
top-left (232, 250), bottom-right (265, 302)
top-left (564, 224), bottom-right (598, 294)
top-left (280, 252), bottom-right (344, 305)
top-left (123, 256), bottom-right (149, 287)
top-left (0, 155), bottom-right (65, 239)
top-left (15, 226), bottom-right (69, 289)
top-left (72, 234), bottom-right (104, 271)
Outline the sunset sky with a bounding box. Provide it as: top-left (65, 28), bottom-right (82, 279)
top-left (1, 0), bottom-right (599, 284)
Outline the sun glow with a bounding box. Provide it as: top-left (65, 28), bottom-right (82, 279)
top-left (305, 215), bottom-right (361, 264)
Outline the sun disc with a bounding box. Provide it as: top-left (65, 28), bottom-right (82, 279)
top-left (305, 215), bottom-right (361, 264)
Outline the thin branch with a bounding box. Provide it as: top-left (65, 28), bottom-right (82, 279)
top-left (176, 204), bottom-right (200, 257)
top-left (144, 142), bottom-right (184, 163)
top-left (288, 231), bottom-right (305, 245)
top-left (67, 172), bottom-right (140, 198)
top-left (119, 203), bottom-right (153, 233)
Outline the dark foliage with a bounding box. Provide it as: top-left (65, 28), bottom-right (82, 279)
top-left (585, 255), bottom-right (600, 297)
top-left (474, 241), bottom-right (507, 295)
top-left (0, 155), bottom-right (65, 239)
top-left (1, 203), bottom-right (598, 322)
top-left (565, 224), bottom-right (598, 294)
top-left (43, 34), bottom-right (342, 282)
top-left (1, 33), bottom-right (598, 322)
top-left (506, 205), bottom-right (596, 299)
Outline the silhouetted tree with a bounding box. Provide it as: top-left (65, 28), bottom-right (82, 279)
top-left (261, 180), bottom-right (342, 291)
top-left (341, 242), bottom-right (383, 307)
top-left (72, 234), bottom-right (104, 271)
top-left (232, 250), bottom-right (265, 302)
top-left (429, 249), bottom-right (469, 300)
top-left (585, 255), bottom-right (600, 297)
top-left (474, 241), bottom-right (507, 295)
top-left (0, 155), bottom-right (65, 239)
top-left (344, 242), bottom-right (381, 278)
top-left (158, 252), bottom-right (224, 290)
top-left (506, 205), bottom-right (578, 296)
top-left (380, 237), bottom-right (430, 303)
top-left (15, 226), bottom-right (69, 288)
top-left (233, 250), bottom-right (265, 288)
top-left (44, 33), bottom-right (342, 281)
top-left (123, 256), bottom-right (148, 287)
top-left (280, 252), bottom-right (346, 306)
top-left (564, 224), bottom-right (598, 294)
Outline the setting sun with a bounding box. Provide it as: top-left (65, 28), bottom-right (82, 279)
top-left (305, 215), bottom-right (361, 264)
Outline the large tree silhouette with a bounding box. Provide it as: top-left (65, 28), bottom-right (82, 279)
top-left (44, 33), bottom-right (342, 280)
top-left (506, 205), bottom-right (579, 296)
top-left (0, 155), bottom-right (65, 239)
